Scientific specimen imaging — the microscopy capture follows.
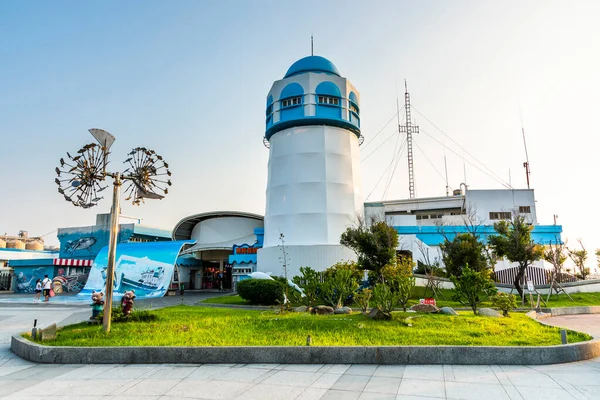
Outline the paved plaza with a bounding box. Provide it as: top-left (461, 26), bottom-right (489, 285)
top-left (1, 295), bottom-right (600, 399)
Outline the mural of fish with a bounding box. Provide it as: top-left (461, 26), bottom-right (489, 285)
top-left (65, 237), bottom-right (97, 254)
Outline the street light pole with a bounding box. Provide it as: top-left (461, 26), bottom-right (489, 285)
top-left (102, 172), bottom-right (122, 333)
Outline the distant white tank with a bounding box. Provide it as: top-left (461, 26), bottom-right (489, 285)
top-left (0, 239), bottom-right (5, 248)
top-left (257, 56), bottom-right (363, 278)
top-left (6, 240), bottom-right (25, 250)
top-left (25, 240), bottom-right (44, 251)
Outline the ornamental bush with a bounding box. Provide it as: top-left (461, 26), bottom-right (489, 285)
top-left (450, 266), bottom-right (496, 314)
top-left (491, 292), bottom-right (517, 317)
top-left (236, 279), bottom-right (284, 305)
top-left (372, 282), bottom-right (400, 320)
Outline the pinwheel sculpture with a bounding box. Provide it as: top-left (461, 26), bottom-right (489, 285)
top-left (54, 129), bottom-right (171, 332)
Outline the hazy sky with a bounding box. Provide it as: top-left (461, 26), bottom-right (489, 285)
top-left (1, 1), bottom-right (598, 268)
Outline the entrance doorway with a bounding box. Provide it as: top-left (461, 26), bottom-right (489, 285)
top-left (201, 262), bottom-right (232, 290)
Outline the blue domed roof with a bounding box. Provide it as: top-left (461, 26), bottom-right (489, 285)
top-left (284, 56), bottom-right (341, 78)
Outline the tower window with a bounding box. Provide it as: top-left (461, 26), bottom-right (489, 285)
top-left (281, 96), bottom-right (302, 108)
top-left (318, 96), bottom-right (340, 106)
top-left (349, 101), bottom-right (359, 114)
top-left (266, 104), bottom-right (273, 116)
top-left (519, 206), bottom-right (531, 214)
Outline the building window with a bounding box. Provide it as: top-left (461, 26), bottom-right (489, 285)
top-left (281, 96), bottom-right (302, 108)
top-left (519, 206), bottom-right (531, 214)
top-left (266, 104), bottom-right (273, 116)
top-left (318, 95), bottom-right (340, 106)
top-left (349, 101), bottom-right (359, 114)
top-left (489, 211), bottom-right (512, 220)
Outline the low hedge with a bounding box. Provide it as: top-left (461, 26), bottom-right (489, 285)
top-left (237, 279), bottom-right (284, 305)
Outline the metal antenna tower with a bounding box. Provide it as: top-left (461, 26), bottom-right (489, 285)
top-left (399, 80), bottom-right (419, 198)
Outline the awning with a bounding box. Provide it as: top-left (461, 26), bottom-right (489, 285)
top-left (53, 259), bottom-right (93, 267)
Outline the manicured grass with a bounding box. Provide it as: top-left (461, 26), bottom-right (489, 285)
top-left (201, 294), bottom-right (251, 305)
top-left (202, 289), bottom-right (600, 310)
top-left (33, 305), bottom-right (590, 347)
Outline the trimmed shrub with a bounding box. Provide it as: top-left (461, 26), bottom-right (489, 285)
top-left (97, 309), bottom-right (157, 323)
top-left (491, 292), bottom-right (517, 317)
top-left (237, 279), bottom-right (284, 305)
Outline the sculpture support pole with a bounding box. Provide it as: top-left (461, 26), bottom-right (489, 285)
top-left (102, 172), bottom-right (121, 333)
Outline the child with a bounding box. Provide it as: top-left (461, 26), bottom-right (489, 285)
top-left (34, 279), bottom-right (42, 301)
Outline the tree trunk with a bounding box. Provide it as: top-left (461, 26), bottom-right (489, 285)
top-left (513, 266), bottom-right (525, 299)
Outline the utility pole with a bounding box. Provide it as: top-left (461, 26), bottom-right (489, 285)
top-left (399, 80), bottom-right (419, 198)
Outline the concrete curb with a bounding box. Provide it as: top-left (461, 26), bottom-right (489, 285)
top-left (543, 306), bottom-right (600, 316)
top-left (11, 335), bottom-right (600, 365)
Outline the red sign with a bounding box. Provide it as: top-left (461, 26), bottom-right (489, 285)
top-left (419, 298), bottom-right (436, 306)
top-left (234, 246), bottom-right (257, 255)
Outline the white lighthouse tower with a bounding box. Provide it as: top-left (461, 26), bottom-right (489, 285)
top-left (257, 55), bottom-right (363, 278)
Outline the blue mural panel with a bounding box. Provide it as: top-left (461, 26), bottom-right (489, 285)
top-left (78, 240), bottom-right (194, 299)
top-left (58, 226), bottom-right (134, 259)
top-left (13, 266), bottom-right (55, 293)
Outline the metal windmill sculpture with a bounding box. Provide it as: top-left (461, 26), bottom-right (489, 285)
top-left (55, 129), bottom-right (171, 333)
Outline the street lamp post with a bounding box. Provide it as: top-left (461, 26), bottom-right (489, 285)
top-left (55, 129), bottom-right (171, 333)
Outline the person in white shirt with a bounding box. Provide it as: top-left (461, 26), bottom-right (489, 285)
top-left (42, 275), bottom-right (52, 302)
top-left (34, 279), bottom-right (42, 301)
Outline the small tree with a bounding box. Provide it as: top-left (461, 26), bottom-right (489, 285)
top-left (488, 214), bottom-right (543, 298)
top-left (372, 282), bottom-right (400, 320)
top-left (381, 256), bottom-right (415, 312)
top-left (340, 217), bottom-right (398, 282)
top-left (596, 249), bottom-right (600, 271)
top-left (292, 266), bottom-right (322, 308)
top-left (440, 233), bottom-right (489, 277)
top-left (543, 238), bottom-right (567, 284)
top-left (490, 292), bottom-right (517, 317)
top-left (320, 269), bottom-right (359, 309)
top-left (450, 266), bottom-right (496, 314)
top-left (568, 239), bottom-right (589, 280)
top-left (354, 288), bottom-right (372, 313)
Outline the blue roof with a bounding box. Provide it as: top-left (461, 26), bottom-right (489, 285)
top-left (284, 56), bottom-right (341, 78)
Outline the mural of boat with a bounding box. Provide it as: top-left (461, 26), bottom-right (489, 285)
top-left (120, 267), bottom-right (165, 291)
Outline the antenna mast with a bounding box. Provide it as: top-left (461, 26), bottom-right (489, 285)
top-left (520, 111), bottom-right (531, 189)
top-left (399, 80), bottom-right (419, 198)
top-left (311, 34), bottom-right (314, 56)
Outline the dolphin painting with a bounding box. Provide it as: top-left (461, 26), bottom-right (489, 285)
top-left (65, 237), bottom-right (97, 254)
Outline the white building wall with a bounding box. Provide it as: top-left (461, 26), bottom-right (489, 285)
top-left (263, 125), bottom-right (362, 247)
top-left (190, 217), bottom-right (262, 248)
top-left (465, 189), bottom-right (537, 224)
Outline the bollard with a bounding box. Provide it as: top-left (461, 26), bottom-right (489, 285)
top-left (306, 335), bottom-right (312, 346)
top-left (31, 319), bottom-right (38, 340)
top-left (560, 329), bottom-right (568, 345)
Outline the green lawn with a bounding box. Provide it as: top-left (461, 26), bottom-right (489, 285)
top-left (201, 289), bottom-right (600, 310)
top-left (33, 305), bottom-right (590, 347)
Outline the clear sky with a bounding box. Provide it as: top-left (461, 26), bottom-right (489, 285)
top-left (1, 1), bottom-right (598, 268)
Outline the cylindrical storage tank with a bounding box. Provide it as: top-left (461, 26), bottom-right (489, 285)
top-left (7, 240), bottom-right (25, 250)
top-left (0, 239), bottom-right (5, 248)
top-left (25, 240), bottom-right (44, 251)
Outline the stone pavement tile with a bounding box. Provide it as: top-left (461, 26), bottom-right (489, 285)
top-left (187, 365), bottom-right (232, 380)
top-left (514, 385), bottom-right (577, 400)
top-left (245, 363), bottom-right (283, 370)
top-left (326, 365), bottom-right (351, 374)
top-left (544, 372), bottom-right (600, 387)
top-left (397, 378), bottom-right (445, 398)
top-left (284, 364), bottom-right (326, 373)
top-left (578, 385), bottom-right (600, 400)
top-left (396, 396), bottom-right (448, 400)
top-left (44, 379), bottom-right (136, 396)
top-left (1, 356), bottom-right (35, 367)
top-left (234, 383), bottom-right (306, 399)
top-left (450, 365), bottom-right (501, 384)
top-left (50, 365), bottom-right (116, 380)
top-left (345, 365), bottom-right (378, 376)
top-left (502, 369), bottom-right (563, 389)
top-left (121, 378), bottom-right (182, 396)
top-left (146, 365), bottom-right (196, 380)
top-left (167, 378), bottom-right (253, 399)
top-left (502, 385), bottom-right (524, 400)
top-left (357, 393), bottom-right (396, 400)
top-left (252, 369), bottom-right (279, 383)
top-left (362, 376), bottom-right (401, 394)
top-left (0, 365), bottom-right (34, 378)
top-left (92, 365), bottom-right (157, 380)
top-left (373, 365), bottom-right (405, 378)
top-left (0, 364), bottom-right (79, 380)
top-left (310, 373), bottom-right (343, 390)
top-left (402, 365), bottom-right (445, 381)
top-left (297, 388), bottom-right (328, 400)
top-left (0, 379), bottom-right (43, 398)
top-left (330, 374), bottom-right (370, 392)
top-left (491, 365), bottom-right (514, 386)
top-left (321, 389), bottom-right (362, 400)
top-left (218, 367), bottom-right (271, 382)
top-left (442, 365), bottom-right (455, 382)
top-left (445, 381), bottom-right (509, 400)
top-left (263, 370), bottom-right (322, 387)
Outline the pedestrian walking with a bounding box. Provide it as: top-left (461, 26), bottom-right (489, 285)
top-left (42, 275), bottom-right (52, 302)
top-left (34, 279), bottom-right (42, 302)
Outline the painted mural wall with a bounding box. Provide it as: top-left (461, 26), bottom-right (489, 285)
top-left (57, 225), bottom-right (134, 260)
top-left (78, 240), bottom-right (193, 299)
